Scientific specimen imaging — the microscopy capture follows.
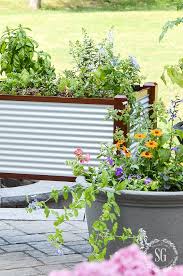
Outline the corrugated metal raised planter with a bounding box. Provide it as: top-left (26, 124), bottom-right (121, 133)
top-left (86, 190), bottom-right (182, 268)
top-left (0, 82), bottom-right (157, 181)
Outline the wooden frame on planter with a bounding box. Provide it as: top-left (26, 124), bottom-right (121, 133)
top-left (0, 82), bottom-right (157, 182)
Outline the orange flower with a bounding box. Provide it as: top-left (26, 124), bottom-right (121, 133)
top-left (116, 140), bottom-right (125, 150)
top-left (134, 133), bottom-right (147, 139)
top-left (145, 140), bottom-right (158, 149)
top-left (125, 151), bottom-right (131, 158)
top-left (122, 146), bottom-right (127, 152)
top-left (151, 129), bottom-right (163, 137)
top-left (141, 151), bottom-right (153, 159)
top-left (121, 146), bottom-right (131, 158)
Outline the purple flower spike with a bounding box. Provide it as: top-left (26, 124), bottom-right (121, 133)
top-left (106, 157), bottom-right (114, 166)
top-left (118, 174), bottom-right (126, 181)
top-left (115, 167), bottom-right (123, 177)
top-left (171, 147), bottom-right (178, 152)
top-left (144, 177), bottom-right (152, 185)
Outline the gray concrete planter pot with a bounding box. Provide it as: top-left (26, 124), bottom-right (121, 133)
top-left (86, 190), bottom-right (183, 268)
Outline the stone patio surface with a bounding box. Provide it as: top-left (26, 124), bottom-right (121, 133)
top-left (0, 208), bottom-right (90, 276)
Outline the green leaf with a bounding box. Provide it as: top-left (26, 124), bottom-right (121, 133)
top-left (158, 148), bottom-right (171, 162)
top-left (116, 180), bottom-right (127, 191)
top-left (101, 170), bottom-right (108, 187)
top-left (44, 206), bottom-right (50, 218)
top-left (50, 189), bottom-right (59, 203)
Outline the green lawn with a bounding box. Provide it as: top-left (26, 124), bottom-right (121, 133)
top-left (0, 7), bottom-right (183, 104)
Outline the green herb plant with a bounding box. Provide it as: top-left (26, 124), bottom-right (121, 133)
top-left (0, 25), bottom-right (57, 96)
top-left (58, 29), bottom-right (142, 102)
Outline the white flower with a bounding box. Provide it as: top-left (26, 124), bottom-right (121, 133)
top-left (129, 55), bottom-right (140, 70)
top-left (107, 29), bottom-right (114, 44)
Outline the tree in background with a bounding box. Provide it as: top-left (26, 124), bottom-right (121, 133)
top-left (29, 0), bottom-right (41, 9)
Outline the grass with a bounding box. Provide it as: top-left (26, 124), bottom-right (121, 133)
top-left (0, 0), bottom-right (178, 11)
top-left (0, 2), bottom-right (182, 105)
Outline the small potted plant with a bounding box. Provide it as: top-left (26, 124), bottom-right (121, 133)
top-left (0, 26), bottom-right (157, 181)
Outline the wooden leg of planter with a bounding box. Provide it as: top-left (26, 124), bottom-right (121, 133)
top-left (143, 82), bottom-right (158, 128)
top-left (113, 95), bottom-right (128, 141)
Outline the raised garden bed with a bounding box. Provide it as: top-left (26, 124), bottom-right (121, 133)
top-left (0, 82), bottom-right (157, 182)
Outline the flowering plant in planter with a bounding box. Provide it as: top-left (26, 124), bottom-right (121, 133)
top-left (29, 99), bottom-right (183, 262)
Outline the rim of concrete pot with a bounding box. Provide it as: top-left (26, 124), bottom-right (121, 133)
top-left (75, 179), bottom-right (183, 207)
top-left (94, 189), bottom-right (183, 207)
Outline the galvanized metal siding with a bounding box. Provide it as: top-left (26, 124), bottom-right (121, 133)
top-left (0, 100), bottom-right (113, 176)
top-left (130, 94), bottom-right (150, 153)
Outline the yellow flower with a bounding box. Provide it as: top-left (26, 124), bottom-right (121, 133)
top-left (151, 129), bottom-right (163, 137)
top-left (116, 140), bottom-right (125, 150)
top-left (134, 133), bottom-right (147, 139)
top-left (140, 151), bottom-right (153, 159)
top-left (145, 140), bottom-right (158, 149)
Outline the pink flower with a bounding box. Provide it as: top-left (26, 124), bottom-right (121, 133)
top-left (49, 270), bottom-right (72, 276)
top-left (74, 148), bottom-right (83, 156)
top-left (84, 154), bottom-right (91, 162)
top-left (49, 245), bottom-right (183, 276)
top-left (79, 154), bottom-right (91, 164)
top-left (111, 244), bottom-right (159, 275)
top-left (162, 266), bottom-right (183, 276)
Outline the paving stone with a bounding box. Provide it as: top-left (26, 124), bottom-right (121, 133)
top-left (68, 221), bottom-right (88, 231)
top-left (75, 232), bottom-right (89, 240)
top-left (0, 181), bottom-right (74, 208)
top-left (0, 267), bottom-right (41, 276)
top-left (0, 238), bottom-right (9, 246)
top-left (36, 264), bottom-right (68, 275)
top-left (7, 220), bottom-right (74, 234)
top-left (29, 241), bottom-right (75, 256)
top-left (1, 244), bottom-right (34, 253)
top-left (0, 252), bottom-right (42, 270)
top-left (66, 243), bottom-right (92, 254)
top-left (39, 254), bottom-right (86, 265)
top-left (0, 229), bottom-right (25, 238)
top-left (0, 205), bottom-right (89, 275)
top-left (0, 222), bottom-right (14, 230)
top-left (65, 240), bottom-right (89, 246)
top-left (3, 233), bottom-right (48, 244)
top-left (0, 208), bottom-right (85, 221)
top-left (25, 250), bottom-right (47, 259)
top-left (62, 232), bottom-right (85, 242)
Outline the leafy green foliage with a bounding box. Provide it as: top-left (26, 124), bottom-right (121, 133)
top-left (160, 16), bottom-right (183, 88)
top-left (42, 0), bottom-right (181, 11)
top-left (159, 16), bottom-right (183, 41)
top-left (58, 29), bottom-right (142, 101)
top-left (0, 25), bottom-right (57, 96)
